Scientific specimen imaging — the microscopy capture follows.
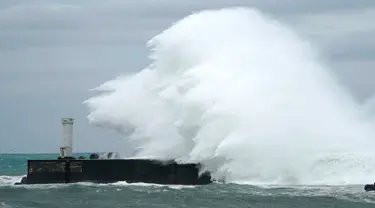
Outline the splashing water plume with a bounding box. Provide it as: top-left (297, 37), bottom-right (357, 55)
top-left (84, 7), bottom-right (375, 185)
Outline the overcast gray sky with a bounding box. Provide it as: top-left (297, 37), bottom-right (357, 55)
top-left (1, 0), bottom-right (375, 153)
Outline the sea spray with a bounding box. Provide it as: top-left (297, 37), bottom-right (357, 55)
top-left (84, 7), bottom-right (375, 185)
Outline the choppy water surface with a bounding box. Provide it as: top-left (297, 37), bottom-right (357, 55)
top-left (1, 154), bottom-right (375, 208)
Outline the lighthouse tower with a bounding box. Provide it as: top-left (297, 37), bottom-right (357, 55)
top-left (60, 118), bottom-right (74, 158)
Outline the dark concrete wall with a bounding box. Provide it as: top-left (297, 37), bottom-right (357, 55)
top-left (25, 159), bottom-right (212, 185)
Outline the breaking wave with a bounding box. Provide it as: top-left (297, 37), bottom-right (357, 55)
top-left (0, 175), bottom-right (24, 186)
top-left (84, 7), bottom-right (375, 185)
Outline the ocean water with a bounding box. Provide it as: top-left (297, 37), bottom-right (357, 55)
top-left (1, 154), bottom-right (375, 208)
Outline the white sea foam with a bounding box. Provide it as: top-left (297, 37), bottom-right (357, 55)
top-left (84, 7), bottom-right (375, 185)
top-left (0, 175), bottom-right (25, 186)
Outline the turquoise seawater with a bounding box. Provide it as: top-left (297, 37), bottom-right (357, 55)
top-left (1, 154), bottom-right (375, 208)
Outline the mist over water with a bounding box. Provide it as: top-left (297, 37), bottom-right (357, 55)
top-left (84, 7), bottom-right (375, 185)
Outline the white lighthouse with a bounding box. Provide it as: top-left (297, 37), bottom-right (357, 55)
top-left (60, 118), bottom-right (74, 158)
